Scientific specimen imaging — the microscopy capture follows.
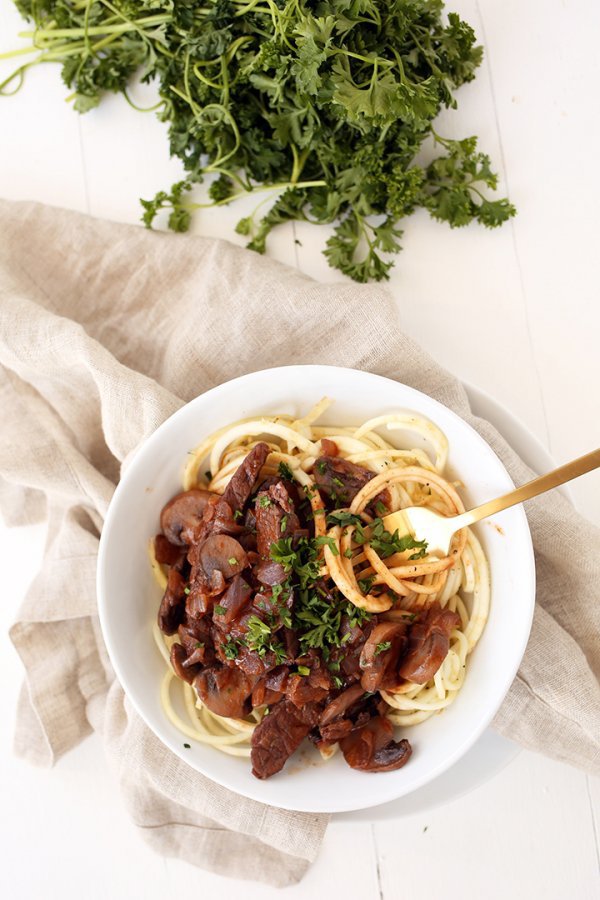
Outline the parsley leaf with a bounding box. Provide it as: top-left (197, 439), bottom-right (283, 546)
top-left (243, 615), bottom-right (287, 663)
top-left (368, 518), bottom-right (428, 560)
top-left (278, 462), bottom-right (294, 481)
top-left (222, 638), bottom-right (239, 659)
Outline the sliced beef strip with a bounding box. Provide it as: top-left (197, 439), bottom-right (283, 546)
top-left (340, 715), bottom-right (412, 772)
top-left (157, 567), bottom-right (187, 635)
top-left (160, 489), bottom-right (219, 546)
top-left (313, 456), bottom-right (374, 505)
top-left (221, 442), bottom-right (270, 512)
top-left (194, 666), bottom-right (257, 719)
top-left (359, 621), bottom-right (408, 693)
top-left (312, 456), bottom-right (391, 513)
top-left (397, 602), bottom-right (461, 685)
top-left (255, 481), bottom-right (300, 559)
top-left (251, 699), bottom-right (321, 779)
top-left (186, 444), bottom-right (270, 554)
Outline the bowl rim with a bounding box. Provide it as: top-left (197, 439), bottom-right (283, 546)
top-left (97, 364), bottom-right (536, 812)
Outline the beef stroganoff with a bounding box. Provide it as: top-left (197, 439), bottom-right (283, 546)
top-left (150, 399), bottom-right (490, 779)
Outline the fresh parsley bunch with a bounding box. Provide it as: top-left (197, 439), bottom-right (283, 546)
top-left (8, 0), bottom-right (515, 281)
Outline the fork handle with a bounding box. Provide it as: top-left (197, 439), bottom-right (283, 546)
top-left (457, 447), bottom-right (600, 528)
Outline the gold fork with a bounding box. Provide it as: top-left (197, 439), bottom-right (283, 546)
top-left (381, 447), bottom-right (600, 557)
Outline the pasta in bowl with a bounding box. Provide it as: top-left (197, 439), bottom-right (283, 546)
top-left (150, 400), bottom-right (490, 779)
top-left (98, 366), bottom-right (534, 812)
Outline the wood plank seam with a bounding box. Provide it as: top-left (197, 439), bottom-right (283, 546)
top-left (474, 0), bottom-right (552, 452)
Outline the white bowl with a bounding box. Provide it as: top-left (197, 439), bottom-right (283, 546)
top-left (97, 365), bottom-right (535, 813)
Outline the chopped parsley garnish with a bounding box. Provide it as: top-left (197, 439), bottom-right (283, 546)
top-left (328, 511), bottom-right (364, 526)
top-left (244, 615), bottom-right (287, 663)
top-left (278, 462), bottom-right (294, 481)
top-left (314, 535), bottom-right (339, 556)
top-left (297, 665), bottom-right (311, 676)
top-left (375, 641), bottom-right (392, 656)
top-left (227, 556), bottom-right (238, 566)
top-left (368, 518), bottom-right (428, 559)
top-left (214, 604), bottom-right (226, 616)
top-left (316, 460), bottom-right (328, 475)
top-left (270, 537), bottom-right (298, 571)
top-left (245, 615), bottom-right (271, 642)
top-left (375, 500), bottom-right (387, 515)
top-left (183, 586), bottom-right (190, 595)
top-left (279, 607), bottom-right (293, 629)
top-left (344, 548), bottom-right (354, 559)
top-left (281, 514), bottom-right (288, 533)
top-left (358, 576), bottom-right (375, 594)
top-left (257, 495), bottom-right (272, 509)
top-left (294, 586), bottom-right (371, 652)
top-left (270, 537), bottom-right (321, 589)
top-left (233, 509), bottom-right (243, 521)
top-left (332, 476), bottom-right (345, 488)
top-left (222, 638), bottom-right (239, 660)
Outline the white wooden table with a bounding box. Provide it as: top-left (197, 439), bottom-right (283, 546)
top-left (1, 1), bottom-right (599, 897)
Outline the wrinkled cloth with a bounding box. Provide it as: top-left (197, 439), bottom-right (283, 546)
top-left (1, 200), bottom-right (599, 885)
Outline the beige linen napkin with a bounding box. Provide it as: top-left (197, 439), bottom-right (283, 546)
top-left (1, 200), bottom-right (599, 884)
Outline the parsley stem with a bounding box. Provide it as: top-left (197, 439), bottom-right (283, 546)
top-left (336, 49), bottom-right (394, 67)
top-left (181, 179), bottom-right (327, 211)
top-left (290, 145), bottom-right (310, 184)
top-left (18, 15), bottom-right (170, 40)
top-left (0, 46), bottom-right (38, 60)
top-left (0, 63), bottom-right (30, 95)
top-left (122, 89), bottom-right (165, 114)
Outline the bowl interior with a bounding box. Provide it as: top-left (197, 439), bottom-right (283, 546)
top-left (97, 365), bottom-right (535, 813)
